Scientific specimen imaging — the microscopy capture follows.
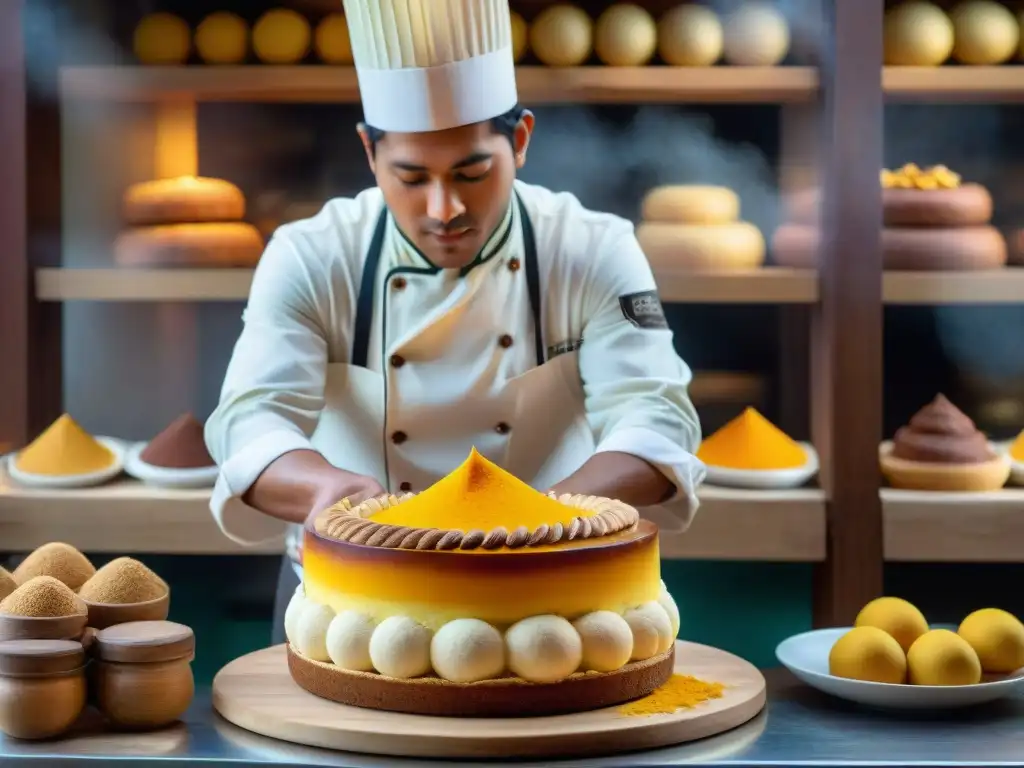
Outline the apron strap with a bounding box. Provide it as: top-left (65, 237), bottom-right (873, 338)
top-left (516, 194), bottom-right (545, 367)
top-left (351, 206), bottom-right (389, 369)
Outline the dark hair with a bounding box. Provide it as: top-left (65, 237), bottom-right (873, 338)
top-left (362, 104), bottom-right (528, 156)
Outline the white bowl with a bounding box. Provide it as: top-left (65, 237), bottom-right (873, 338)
top-left (5, 436), bottom-right (126, 489)
top-left (776, 627), bottom-right (1024, 709)
top-left (703, 443), bottom-right (818, 490)
top-left (124, 441), bottom-right (218, 489)
top-left (995, 440), bottom-right (1024, 486)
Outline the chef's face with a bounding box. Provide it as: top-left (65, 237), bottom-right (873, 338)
top-left (359, 113), bottom-right (534, 269)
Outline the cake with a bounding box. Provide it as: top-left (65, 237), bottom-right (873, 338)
top-left (880, 394), bottom-right (1010, 491)
top-left (286, 449), bottom-right (680, 717)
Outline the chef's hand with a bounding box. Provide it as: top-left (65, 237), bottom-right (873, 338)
top-left (306, 471), bottom-right (387, 524)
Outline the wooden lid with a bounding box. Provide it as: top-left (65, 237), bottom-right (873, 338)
top-left (0, 639), bottom-right (85, 676)
top-left (94, 620), bottom-right (194, 663)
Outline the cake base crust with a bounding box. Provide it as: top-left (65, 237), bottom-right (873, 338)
top-left (287, 644), bottom-right (675, 717)
top-left (880, 442), bottom-right (1011, 492)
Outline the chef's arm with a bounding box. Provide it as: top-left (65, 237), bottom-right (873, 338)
top-left (549, 451), bottom-right (672, 507)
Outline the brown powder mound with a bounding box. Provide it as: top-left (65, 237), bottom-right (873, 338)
top-left (139, 412), bottom-right (215, 469)
top-left (0, 575), bottom-right (87, 617)
top-left (0, 568), bottom-right (16, 602)
top-left (13, 542), bottom-right (96, 591)
top-left (892, 394), bottom-right (995, 464)
top-left (78, 557), bottom-right (168, 604)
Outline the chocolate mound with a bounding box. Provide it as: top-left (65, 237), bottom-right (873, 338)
top-left (891, 394), bottom-right (994, 465)
top-left (139, 413), bottom-right (214, 469)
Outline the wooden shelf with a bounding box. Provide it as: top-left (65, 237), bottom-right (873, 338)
top-left (0, 469), bottom-right (824, 560)
top-left (884, 66), bottom-right (1024, 102)
top-left (883, 488), bottom-right (1024, 562)
top-left (59, 66), bottom-right (819, 105)
top-left (36, 267), bottom-right (820, 304)
top-left (883, 270), bottom-right (1024, 305)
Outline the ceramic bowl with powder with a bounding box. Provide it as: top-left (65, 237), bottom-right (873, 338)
top-left (78, 558), bottom-right (168, 605)
top-left (13, 543), bottom-right (95, 592)
top-left (0, 576), bottom-right (87, 618)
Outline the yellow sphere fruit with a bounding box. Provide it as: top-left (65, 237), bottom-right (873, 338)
top-left (133, 13), bottom-right (191, 65)
top-left (958, 608), bottom-right (1024, 673)
top-left (950, 1), bottom-right (1020, 65)
top-left (907, 629), bottom-right (982, 686)
top-left (594, 4), bottom-right (657, 67)
top-left (722, 2), bottom-right (790, 66)
top-left (884, 2), bottom-right (954, 66)
top-left (828, 627), bottom-right (907, 684)
top-left (253, 9), bottom-right (312, 65)
top-left (195, 12), bottom-right (249, 65)
top-left (315, 14), bottom-right (353, 65)
top-left (531, 5), bottom-right (593, 67)
top-left (658, 4), bottom-right (723, 67)
top-left (511, 12), bottom-right (529, 62)
top-left (854, 597), bottom-right (929, 653)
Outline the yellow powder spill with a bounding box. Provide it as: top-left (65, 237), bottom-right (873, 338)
top-left (697, 407), bottom-right (807, 470)
top-left (619, 674), bottom-right (725, 716)
top-left (13, 542), bottom-right (96, 591)
top-left (1010, 431), bottom-right (1024, 462)
top-left (370, 448), bottom-right (595, 532)
top-left (14, 414), bottom-right (115, 476)
top-left (0, 575), bottom-right (87, 618)
top-left (0, 568), bottom-right (16, 602)
top-left (79, 557), bottom-right (168, 604)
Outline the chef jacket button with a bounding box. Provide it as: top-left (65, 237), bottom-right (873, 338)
top-left (399, 482), bottom-right (412, 492)
top-left (391, 431), bottom-right (408, 444)
top-left (390, 354), bottom-right (405, 368)
top-left (495, 422), bottom-right (511, 435)
top-left (498, 334), bottom-right (514, 349)
top-left (507, 258), bottom-right (521, 272)
top-left (392, 276), bottom-right (407, 290)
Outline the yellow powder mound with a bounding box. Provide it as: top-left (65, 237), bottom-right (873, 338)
top-left (0, 575), bottom-right (87, 618)
top-left (0, 568), bottom-right (16, 602)
top-left (14, 414), bottom-right (115, 476)
top-left (1010, 431), bottom-right (1024, 462)
top-left (370, 448), bottom-right (595, 532)
top-left (697, 407), bottom-right (807, 470)
top-left (618, 674), bottom-right (725, 716)
top-left (79, 557), bottom-right (167, 604)
top-left (13, 542), bottom-right (96, 591)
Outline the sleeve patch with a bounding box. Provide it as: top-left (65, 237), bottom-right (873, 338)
top-left (618, 290), bottom-right (668, 330)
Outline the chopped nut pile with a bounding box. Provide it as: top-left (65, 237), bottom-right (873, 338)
top-left (881, 163), bottom-right (961, 190)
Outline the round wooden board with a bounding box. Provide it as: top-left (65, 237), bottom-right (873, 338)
top-left (212, 641), bottom-right (766, 759)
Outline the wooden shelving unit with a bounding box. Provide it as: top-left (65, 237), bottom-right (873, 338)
top-left (884, 66), bottom-right (1024, 102)
top-left (883, 270), bottom-right (1024, 305)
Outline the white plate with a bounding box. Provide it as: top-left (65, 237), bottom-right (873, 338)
top-left (995, 440), bottom-right (1024, 486)
top-left (5, 436), bottom-right (126, 489)
top-left (776, 627), bottom-right (1024, 709)
top-left (124, 441), bottom-right (218, 489)
top-left (703, 443), bottom-right (818, 490)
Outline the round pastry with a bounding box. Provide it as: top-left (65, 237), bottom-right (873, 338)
top-left (253, 8), bottom-right (312, 65)
top-left (950, 1), bottom-right (1020, 65)
top-left (123, 176), bottom-right (246, 226)
top-left (884, 2), bottom-right (954, 66)
top-left (880, 394), bottom-right (1010, 492)
top-left (883, 183), bottom-right (992, 227)
top-left (114, 222), bottom-right (265, 268)
top-left (594, 4), bottom-right (657, 66)
top-left (721, 2), bottom-right (790, 66)
top-left (530, 5), bottom-right (593, 67)
top-left (657, 4), bottom-right (723, 66)
top-left (314, 13), bottom-right (353, 65)
top-left (641, 186), bottom-right (739, 225)
top-left (133, 13), bottom-right (191, 65)
top-left (195, 12), bottom-right (249, 65)
top-left (637, 222), bottom-right (765, 271)
top-left (771, 224), bottom-right (1007, 270)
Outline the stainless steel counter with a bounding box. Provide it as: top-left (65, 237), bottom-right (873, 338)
top-left (3, 669), bottom-right (1024, 767)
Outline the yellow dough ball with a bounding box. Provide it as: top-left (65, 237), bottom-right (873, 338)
top-left (658, 4), bottom-right (723, 67)
top-left (958, 608), bottom-right (1024, 673)
top-left (950, 1), bottom-right (1020, 65)
top-left (884, 2), bottom-right (954, 66)
top-left (854, 596), bottom-right (929, 654)
top-left (1019, 9), bottom-right (1024, 60)
top-left (195, 12), bottom-right (249, 65)
top-left (594, 4), bottom-right (657, 66)
top-left (315, 13), bottom-right (353, 65)
top-left (253, 8), bottom-right (312, 65)
top-left (511, 12), bottom-right (529, 62)
top-left (133, 13), bottom-right (191, 65)
top-left (907, 629), bottom-right (982, 686)
top-left (828, 627), bottom-right (907, 684)
top-left (531, 5), bottom-right (593, 67)
top-left (722, 2), bottom-right (790, 66)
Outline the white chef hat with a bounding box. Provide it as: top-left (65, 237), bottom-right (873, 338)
top-left (342, 0), bottom-right (519, 133)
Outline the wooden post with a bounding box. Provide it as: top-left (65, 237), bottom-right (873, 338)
top-left (811, 0), bottom-right (886, 626)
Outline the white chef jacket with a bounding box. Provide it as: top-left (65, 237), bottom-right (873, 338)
top-left (205, 180), bottom-right (705, 564)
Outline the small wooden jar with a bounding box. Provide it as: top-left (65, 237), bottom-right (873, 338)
top-left (0, 639), bottom-right (87, 739)
top-left (93, 621), bottom-right (195, 730)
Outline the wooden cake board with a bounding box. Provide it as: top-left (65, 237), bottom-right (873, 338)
top-left (212, 641), bottom-right (766, 759)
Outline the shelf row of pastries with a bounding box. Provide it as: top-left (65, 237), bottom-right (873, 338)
top-left (886, 1), bottom-right (1024, 67)
top-left (132, 2), bottom-right (793, 68)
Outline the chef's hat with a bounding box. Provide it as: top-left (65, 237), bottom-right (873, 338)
top-left (342, 0), bottom-right (519, 133)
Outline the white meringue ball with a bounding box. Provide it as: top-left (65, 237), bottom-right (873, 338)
top-left (369, 616), bottom-right (433, 679)
top-left (572, 611), bottom-right (633, 672)
top-left (505, 615), bottom-right (583, 683)
top-left (325, 611), bottom-right (377, 671)
top-left (657, 583), bottom-right (681, 638)
top-left (283, 591), bottom-right (307, 646)
top-left (430, 618), bottom-right (505, 683)
top-left (295, 602), bottom-right (335, 662)
top-left (624, 602), bottom-right (674, 659)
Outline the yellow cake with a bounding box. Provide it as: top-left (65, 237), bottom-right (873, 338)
top-left (287, 449), bottom-right (680, 715)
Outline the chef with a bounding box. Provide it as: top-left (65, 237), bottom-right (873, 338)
top-left (205, 0), bottom-right (706, 644)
